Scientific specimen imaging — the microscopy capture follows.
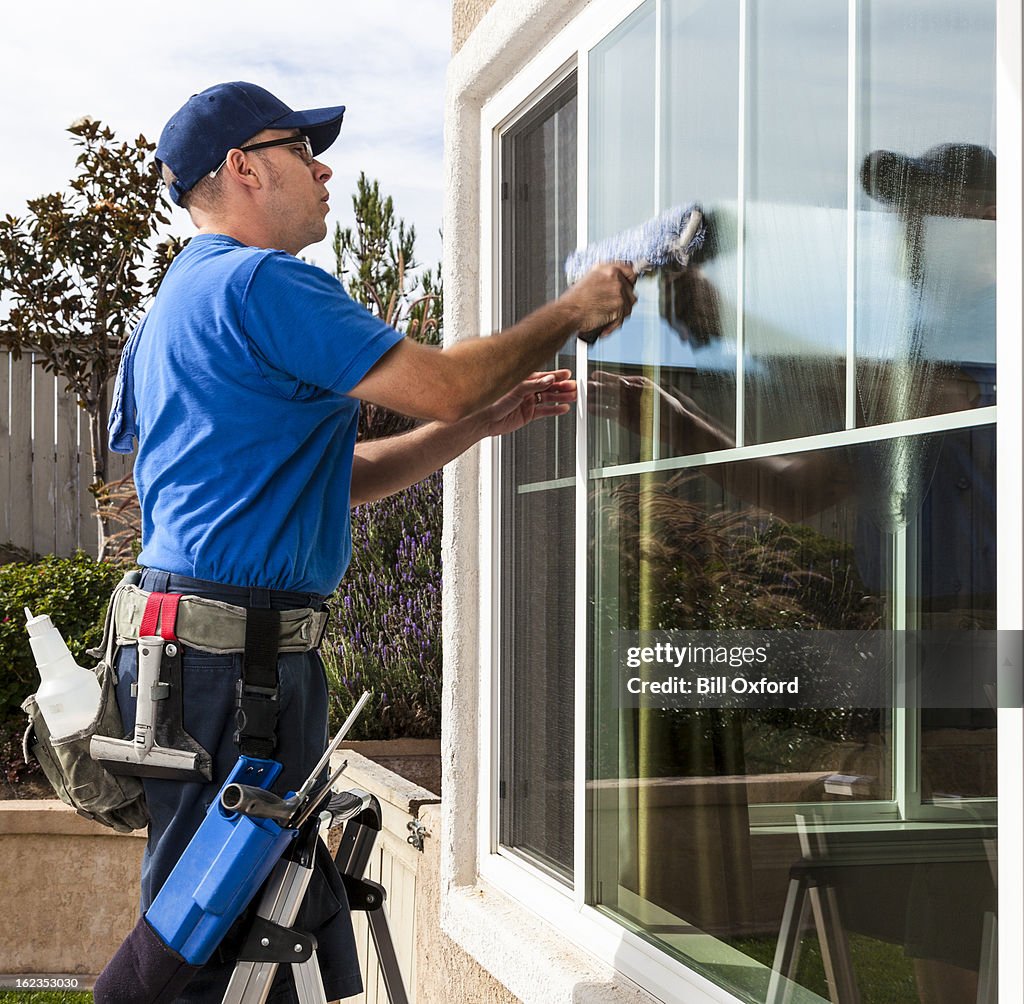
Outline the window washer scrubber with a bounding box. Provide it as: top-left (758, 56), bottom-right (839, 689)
top-left (25, 608), bottom-right (102, 740)
top-left (564, 203), bottom-right (705, 343)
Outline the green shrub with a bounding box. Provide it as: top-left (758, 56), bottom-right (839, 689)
top-left (322, 472), bottom-right (442, 740)
top-left (0, 551), bottom-right (123, 726)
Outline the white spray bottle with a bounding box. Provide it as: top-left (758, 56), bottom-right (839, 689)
top-left (25, 608), bottom-right (102, 739)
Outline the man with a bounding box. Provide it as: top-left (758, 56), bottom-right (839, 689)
top-left (104, 81), bottom-right (635, 1002)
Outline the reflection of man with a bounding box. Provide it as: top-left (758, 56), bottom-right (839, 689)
top-left (862, 141), bottom-right (997, 215)
top-left (590, 143), bottom-right (997, 1002)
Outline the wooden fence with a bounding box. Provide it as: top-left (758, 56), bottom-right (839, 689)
top-left (0, 351), bottom-right (133, 559)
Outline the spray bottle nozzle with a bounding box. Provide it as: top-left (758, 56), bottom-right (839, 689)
top-left (25, 608), bottom-right (52, 637)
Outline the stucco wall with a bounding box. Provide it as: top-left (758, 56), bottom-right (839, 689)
top-left (415, 804), bottom-right (521, 1004)
top-left (0, 802), bottom-right (145, 978)
top-left (452, 0), bottom-right (499, 54)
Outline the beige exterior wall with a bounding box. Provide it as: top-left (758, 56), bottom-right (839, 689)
top-left (452, 0), bottom-right (499, 54)
top-left (414, 804), bottom-right (521, 1004)
top-left (0, 802), bottom-right (145, 979)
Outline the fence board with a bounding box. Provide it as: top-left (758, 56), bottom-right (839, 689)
top-left (32, 361), bottom-right (56, 557)
top-left (0, 351), bottom-right (136, 558)
top-left (78, 405), bottom-right (98, 558)
top-left (8, 356), bottom-right (33, 554)
top-left (394, 860), bottom-right (416, 990)
top-left (55, 379), bottom-right (79, 555)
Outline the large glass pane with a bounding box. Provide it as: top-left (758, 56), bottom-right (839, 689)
top-left (498, 76), bottom-right (577, 880)
top-left (855, 0), bottom-right (997, 427)
top-left (743, 0), bottom-right (849, 445)
top-left (589, 1), bottom-right (656, 244)
top-left (589, 0), bottom-right (740, 471)
top-left (590, 426), bottom-right (996, 1003)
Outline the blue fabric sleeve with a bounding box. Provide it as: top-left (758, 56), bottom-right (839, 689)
top-left (108, 319), bottom-right (145, 453)
top-left (242, 254), bottom-right (404, 395)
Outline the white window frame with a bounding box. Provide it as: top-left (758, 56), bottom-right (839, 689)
top-left (452, 0), bottom-right (1023, 1001)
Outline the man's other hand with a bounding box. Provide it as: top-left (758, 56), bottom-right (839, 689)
top-left (479, 369), bottom-right (577, 437)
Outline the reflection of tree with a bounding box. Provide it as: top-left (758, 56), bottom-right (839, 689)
top-left (597, 472), bottom-right (885, 784)
top-left (601, 472), bottom-right (881, 632)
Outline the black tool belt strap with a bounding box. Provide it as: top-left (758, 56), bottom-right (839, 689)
top-left (234, 608), bottom-right (283, 759)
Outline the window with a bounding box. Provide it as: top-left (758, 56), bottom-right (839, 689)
top-left (492, 2), bottom-right (1001, 1001)
top-left (498, 74), bottom-right (578, 882)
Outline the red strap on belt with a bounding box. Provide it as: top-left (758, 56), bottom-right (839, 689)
top-left (160, 594), bottom-right (181, 642)
top-left (139, 591), bottom-right (181, 642)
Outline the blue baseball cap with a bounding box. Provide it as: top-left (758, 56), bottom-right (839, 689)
top-left (156, 81), bottom-right (346, 205)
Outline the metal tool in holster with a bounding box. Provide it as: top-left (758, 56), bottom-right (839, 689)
top-left (91, 592), bottom-right (212, 781)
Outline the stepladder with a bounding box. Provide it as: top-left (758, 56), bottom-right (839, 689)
top-left (221, 789), bottom-right (411, 1004)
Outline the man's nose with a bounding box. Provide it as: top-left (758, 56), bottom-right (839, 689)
top-left (313, 159), bottom-right (333, 183)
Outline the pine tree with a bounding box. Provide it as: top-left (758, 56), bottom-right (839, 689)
top-left (333, 172), bottom-right (443, 440)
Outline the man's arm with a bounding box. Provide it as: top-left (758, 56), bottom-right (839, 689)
top-left (350, 370), bottom-right (576, 506)
top-left (349, 264), bottom-right (635, 424)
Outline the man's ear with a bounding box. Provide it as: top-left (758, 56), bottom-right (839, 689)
top-left (222, 149), bottom-right (263, 191)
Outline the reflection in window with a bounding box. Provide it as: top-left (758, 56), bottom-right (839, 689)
top-left (856, 0), bottom-right (996, 427)
top-left (590, 428), bottom-right (995, 1002)
top-left (583, 0), bottom-right (997, 1001)
top-left (591, 0), bottom-right (739, 467)
top-left (743, 0), bottom-right (849, 445)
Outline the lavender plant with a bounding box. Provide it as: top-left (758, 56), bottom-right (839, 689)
top-left (323, 471), bottom-right (442, 740)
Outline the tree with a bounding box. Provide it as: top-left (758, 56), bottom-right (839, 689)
top-left (0, 117), bottom-right (183, 558)
top-left (332, 172), bottom-right (442, 441)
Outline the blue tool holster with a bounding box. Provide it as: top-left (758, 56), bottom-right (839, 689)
top-left (94, 756), bottom-right (299, 1004)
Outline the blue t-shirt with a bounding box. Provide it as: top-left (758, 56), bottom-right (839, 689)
top-left (109, 234), bottom-right (404, 594)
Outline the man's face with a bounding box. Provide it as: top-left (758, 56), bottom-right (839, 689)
top-left (249, 128), bottom-right (333, 254)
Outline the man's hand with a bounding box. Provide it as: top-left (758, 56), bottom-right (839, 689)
top-left (479, 369), bottom-right (577, 437)
top-left (560, 263), bottom-right (638, 339)
top-left (350, 369), bottom-right (577, 505)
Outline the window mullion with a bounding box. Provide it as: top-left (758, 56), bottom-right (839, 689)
top-left (650, 0), bottom-right (664, 463)
top-left (845, 0), bottom-right (859, 431)
top-left (574, 41), bottom-right (591, 914)
top-left (735, 0), bottom-right (749, 448)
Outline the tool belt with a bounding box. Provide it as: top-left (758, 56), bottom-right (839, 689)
top-left (111, 584), bottom-right (330, 762)
top-left (22, 578), bottom-right (332, 829)
top-left (111, 585), bottom-right (330, 655)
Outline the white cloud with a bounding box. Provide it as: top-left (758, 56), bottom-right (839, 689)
top-left (0, 0), bottom-right (450, 271)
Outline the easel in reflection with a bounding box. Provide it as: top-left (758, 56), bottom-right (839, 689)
top-left (767, 813), bottom-right (997, 1004)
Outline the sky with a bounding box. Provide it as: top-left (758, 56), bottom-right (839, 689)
top-left (0, 0), bottom-right (451, 275)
